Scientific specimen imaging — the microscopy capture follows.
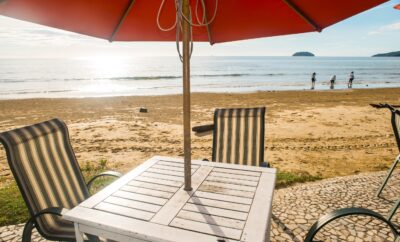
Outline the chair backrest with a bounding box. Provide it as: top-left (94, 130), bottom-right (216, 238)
top-left (391, 109), bottom-right (400, 152)
top-left (212, 107), bottom-right (266, 166)
top-left (0, 119), bottom-right (89, 239)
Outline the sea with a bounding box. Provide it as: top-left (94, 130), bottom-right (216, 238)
top-left (0, 56), bottom-right (399, 100)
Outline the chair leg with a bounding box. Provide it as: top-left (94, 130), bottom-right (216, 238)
top-left (388, 198), bottom-right (400, 221)
top-left (22, 218), bottom-right (35, 242)
top-left (376, 155), bottom-right (399, 197)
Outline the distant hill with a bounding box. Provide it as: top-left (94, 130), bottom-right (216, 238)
top-left (293, 51), bottom-right (315, 57)
top-left (372, 51), bottom-right (400, 57)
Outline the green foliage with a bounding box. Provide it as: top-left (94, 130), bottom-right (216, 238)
top-left (99, 159), bottom-right (107, 170)
top-left (276, 171), bottom-right (322, 188)
top-left (0, 182), bottom-right (29, 226)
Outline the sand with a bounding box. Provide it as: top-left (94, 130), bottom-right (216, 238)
top-left (0, 88), bottom-right (399, 187)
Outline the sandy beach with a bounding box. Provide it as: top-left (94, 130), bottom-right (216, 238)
top-left (0, 88), bottom-right (399, 187)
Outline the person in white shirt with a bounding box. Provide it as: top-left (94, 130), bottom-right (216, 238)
top-left (330, 75), bottom-right (336, 89)
top-left (348, 71), bottom-right (354, 88)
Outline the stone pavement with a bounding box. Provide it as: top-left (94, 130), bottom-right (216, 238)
top-left (0, 171), bottom-right (399, 241)
top-left (270, 170), bottom-right (399, 241)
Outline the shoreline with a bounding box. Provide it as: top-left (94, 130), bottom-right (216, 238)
top-left (0, 86), bottom-right (398, 101)
top-left (0, 87), bottom-right (399, 185)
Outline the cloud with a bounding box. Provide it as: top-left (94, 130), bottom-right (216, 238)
top-left (368, 22), bottom-right (400, 35)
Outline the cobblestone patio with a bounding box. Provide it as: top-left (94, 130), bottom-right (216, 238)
top-left (0, 171), bottom-right (399, 241)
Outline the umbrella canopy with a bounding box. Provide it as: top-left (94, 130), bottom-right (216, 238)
top-left (395, 4), bottom-right (400, 10)
top-left (0, 0), bottom-right (387, 190)
top-left (0, 0), bottom-right (387, 43)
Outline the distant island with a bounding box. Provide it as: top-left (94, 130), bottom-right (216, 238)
top-left (372, 51), bottom-right (400, 57)
top-left (292, 51), bottom-right (315, 57)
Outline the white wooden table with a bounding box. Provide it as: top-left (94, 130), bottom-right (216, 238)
top-left (64, 156), bottom-right (276, 242)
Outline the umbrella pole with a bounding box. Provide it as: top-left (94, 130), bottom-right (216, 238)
top-left (182, 0), bottom-right (192, 191)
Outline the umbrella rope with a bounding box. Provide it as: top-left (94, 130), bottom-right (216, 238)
top-left (157, 0), bottom-right (218, 29)
top-left (175, 0), bottom-right (193, 62)
top-left (157, 0), bottom-right (179, 32)
top-left (157, 0), bottom-right (218, 62)
top-left (188, 0), bottom-right (218, 27)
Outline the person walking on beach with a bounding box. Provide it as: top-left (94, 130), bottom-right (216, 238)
top-left (330, 75), bottom-right (336, 89)
top-left (348, 71), bottom-right (354, 88)
top-left (311, 72), bottom-right (316, 90)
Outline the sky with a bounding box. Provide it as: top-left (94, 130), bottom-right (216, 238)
top-left (0, 1), bottom-right (399, 58)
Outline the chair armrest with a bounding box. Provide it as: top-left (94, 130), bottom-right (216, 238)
top-left (370, 103), bottom-right (400, 111)
top-left (370, 103), bottom-right (387, 109)
top-left (304, 207), bottom-right (399, 242)
top-left (23, 207), bottom-right (65, 242)
top-left (87, 171), bottom-right (122, 190)
top-left (192, 124), bottom-right (214, 134)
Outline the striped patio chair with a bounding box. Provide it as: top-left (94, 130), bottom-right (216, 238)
top-left (371, 103), bottom-right (400, 221)
top-left (193, 107), bottom-right (267, 166)
top-left (0, 119), bottom-right (121, 242)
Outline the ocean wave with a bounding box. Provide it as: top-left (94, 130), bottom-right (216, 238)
top-left (0, 73), bottom-right (287, 83)
top-left (0, 90), bottom-right (75, 95)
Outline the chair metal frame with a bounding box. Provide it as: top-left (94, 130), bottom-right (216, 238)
top-left (304, 207), bottom-right (399, 242)
top-left (371, 103), bottom-right (400, 221)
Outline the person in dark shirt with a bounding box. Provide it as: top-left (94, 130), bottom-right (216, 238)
top-left (311, 72), bottom-right (316, 90)
top-left (330, 75), bottom-right (336, 89)
top-left (348, 71), bottom-right (354, 88)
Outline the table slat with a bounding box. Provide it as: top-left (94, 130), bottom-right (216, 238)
top-left (170, 218), bottom-right (242, 240)
top-left (202, 181), bottom-right (257, 192)
top-left (113, 191), bottom-right (167, 206)
top-left (176, 210), bottom-right (245, 230)
top-left (141, 172), bottom-right (184, 182)
top-left (95, 202), bottom-right (154, 221)
top-left (128, 180), bottom-right (179, 193)
top-left (183, 203), bottom-right (248, 221)
top-left (146, 167), bottom-right (196, 177)
top-left (152, 164), bottom-right (197, 173)
top-left (210, 171), bottom-right (260, 182)
top-left (193, 191), bottom-right (253, 205)
top-left (157, 160), bottom-right (200, 169)
top-left (198, 184), bottom-right (255, 199)
top-left (188, 197), bottom-right (250, 213)
top-left (104, 196), bottom-right (161, 213)
top-left (206, 176), bottom-right (258, 187)
top-left (134, 176), bottom-right (182, 187)
top-left (121, 185), bottom-right (173, 199)
top-left (212, 167), bottom-right (261, 177)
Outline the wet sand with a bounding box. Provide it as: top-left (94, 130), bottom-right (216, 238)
top-left (0, 88), bottom-right (399, 186)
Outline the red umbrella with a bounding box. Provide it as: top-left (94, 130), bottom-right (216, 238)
top-left (0, 0), bottom-right (387, 190)
top-left (394, 4), bottom-right (400, 10)
top-left (0, 0), bottom-right (387, 43)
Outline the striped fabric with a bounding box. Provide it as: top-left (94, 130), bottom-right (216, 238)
top-left (392, 109), bottom-right (400, 152)
top-left (0, 119), bottom-right (89, 241)
top-left (212, 107), bottom-right (266, 166)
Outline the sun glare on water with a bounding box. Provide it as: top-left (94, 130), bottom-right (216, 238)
top-left (87, 56), bottom-right (128, 77)
top-left (79, 56), bottom-right (133, 95)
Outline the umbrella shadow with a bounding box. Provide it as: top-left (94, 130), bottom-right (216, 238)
top-left (188, 196), bottom-right (229, 242)
top-left (272, 214), bottom-right (302, 242)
